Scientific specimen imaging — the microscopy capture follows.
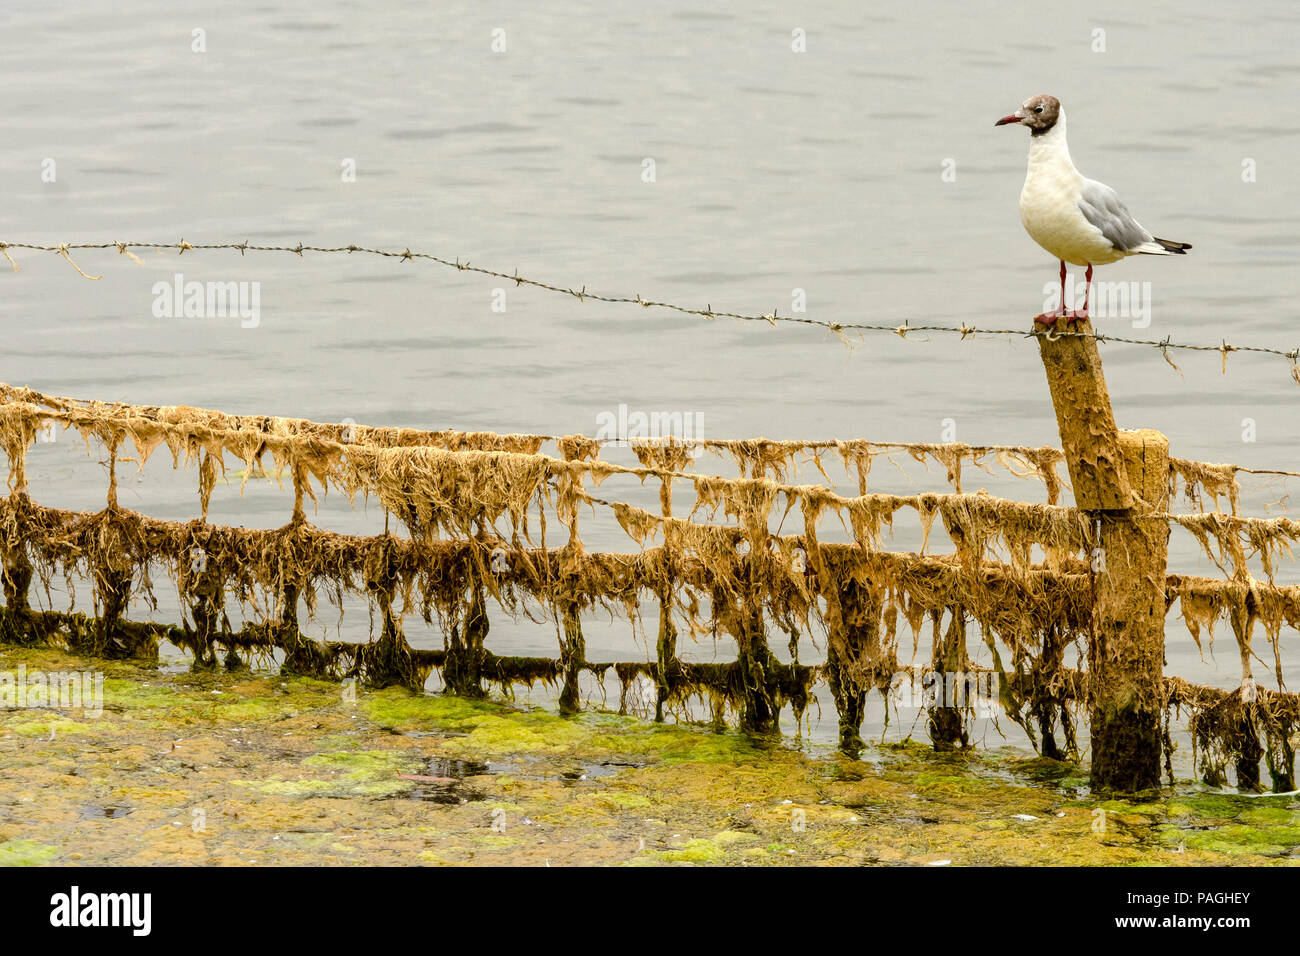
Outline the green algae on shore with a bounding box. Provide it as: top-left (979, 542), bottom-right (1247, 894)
top-left (0, 645), bottom-right (1296, 866)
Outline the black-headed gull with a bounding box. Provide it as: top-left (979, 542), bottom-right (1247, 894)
top-left (996, 94), bottom-right (1191, 324)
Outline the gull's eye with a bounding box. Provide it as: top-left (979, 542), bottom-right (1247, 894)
top-left (1034, 107), bottom-right (1044, 114)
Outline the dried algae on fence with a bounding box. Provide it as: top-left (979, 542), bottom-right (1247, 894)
top-left (1, 384), bottom-right (1298, 791)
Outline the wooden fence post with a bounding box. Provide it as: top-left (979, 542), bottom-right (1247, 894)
top-left (558, 603), bottom-right (585, 716)
top-left (1037, 319), bottom-right (1170, 792)
top-left (444, 582), bottom-right (489, 698)
top-left (927, 607), bottom-right (971, 750)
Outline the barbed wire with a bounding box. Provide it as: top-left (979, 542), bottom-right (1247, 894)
top-left (3, 238), bottom-right (1299, 383)
top-left (1236, 467), bottom-right (1300, 480)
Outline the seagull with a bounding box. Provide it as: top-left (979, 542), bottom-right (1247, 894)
top-left (996, 94), bottom-right (1190, 325)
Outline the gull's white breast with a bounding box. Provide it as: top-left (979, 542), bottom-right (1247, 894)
top-left (1017, 124), bottom-right (1125, 267)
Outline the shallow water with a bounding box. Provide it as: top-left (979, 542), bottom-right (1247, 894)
top-left (3, 1), bottom-right (1299, 761)
top-left (4, 645), bottom-right (1298, 867)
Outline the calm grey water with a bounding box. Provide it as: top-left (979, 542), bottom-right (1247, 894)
top-left (3, 1), bottom-right (1298, 760)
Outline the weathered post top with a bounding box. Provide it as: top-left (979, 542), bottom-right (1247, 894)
top-left (1036, 318), bottom-right (1135, 511)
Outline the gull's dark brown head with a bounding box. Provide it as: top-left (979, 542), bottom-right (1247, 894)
top-left (995, 94), bottom-right (1061, 136)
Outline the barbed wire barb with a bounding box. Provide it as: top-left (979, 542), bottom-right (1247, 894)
top-left (1220, 340), bottom-right (1236, 375)
top-left (54, 244), bottom-right (101, 280)
top-left (1158, 335), bottom-right (1184, 378)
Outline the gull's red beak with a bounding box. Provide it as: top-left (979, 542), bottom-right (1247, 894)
top-left (994, 114), bottom-right (1020, 127)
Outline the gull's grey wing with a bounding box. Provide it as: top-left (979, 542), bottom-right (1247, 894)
top-left (1078, 178), bottom-right (1154, 252)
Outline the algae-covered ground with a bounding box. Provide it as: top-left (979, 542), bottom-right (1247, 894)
top-left (0, 645), bottom-right (1297, 866)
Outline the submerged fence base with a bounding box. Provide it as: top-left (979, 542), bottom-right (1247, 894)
top-left (2, 578), bottom-right (1296, 793)
top-left (1087, 431), bottom-right (1170, 792)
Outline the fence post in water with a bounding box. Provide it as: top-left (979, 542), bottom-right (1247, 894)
top-left (94, 557), bottom-right (136, 659)
top-left (185, 556), bottom-right (221, 669)
top-left (364, 583), bottom-right (421, 690)
top-left (278, 581), bottom-right (335, 679)
top-left (1228, 608), bottom-right (1265, 791)
top-left (1037, 318), bottom-right (1170, 792)
top-left (0, 505), bottom-right (35, 643)
top-left (654, 592), bottom-right (677, 722)
top-left (927, 607), bottom-right (970, 751)
top-left (735, 597), bottom-right (778, 734)
top-left (823, 576), bottom-right (872, 755)
top-left (558, 603), bottom-right (585, 716)
top-left (444, 583), bottom-right (489, 698)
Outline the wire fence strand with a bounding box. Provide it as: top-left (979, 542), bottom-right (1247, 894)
top-left (4, 239), bottom-right (1299, 384)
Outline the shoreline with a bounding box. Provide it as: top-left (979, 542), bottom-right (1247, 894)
top-left (1, 645), bottom-right (1296, 867)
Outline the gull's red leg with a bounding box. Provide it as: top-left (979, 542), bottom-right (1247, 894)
top-left (1065, 263), bottom-right (1093, 324)
top-left (1034, 260), bottom-right (1069, 325)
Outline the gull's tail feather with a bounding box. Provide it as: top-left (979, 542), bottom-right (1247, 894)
top-left (1152, 237), bottom-right (1192, 254)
